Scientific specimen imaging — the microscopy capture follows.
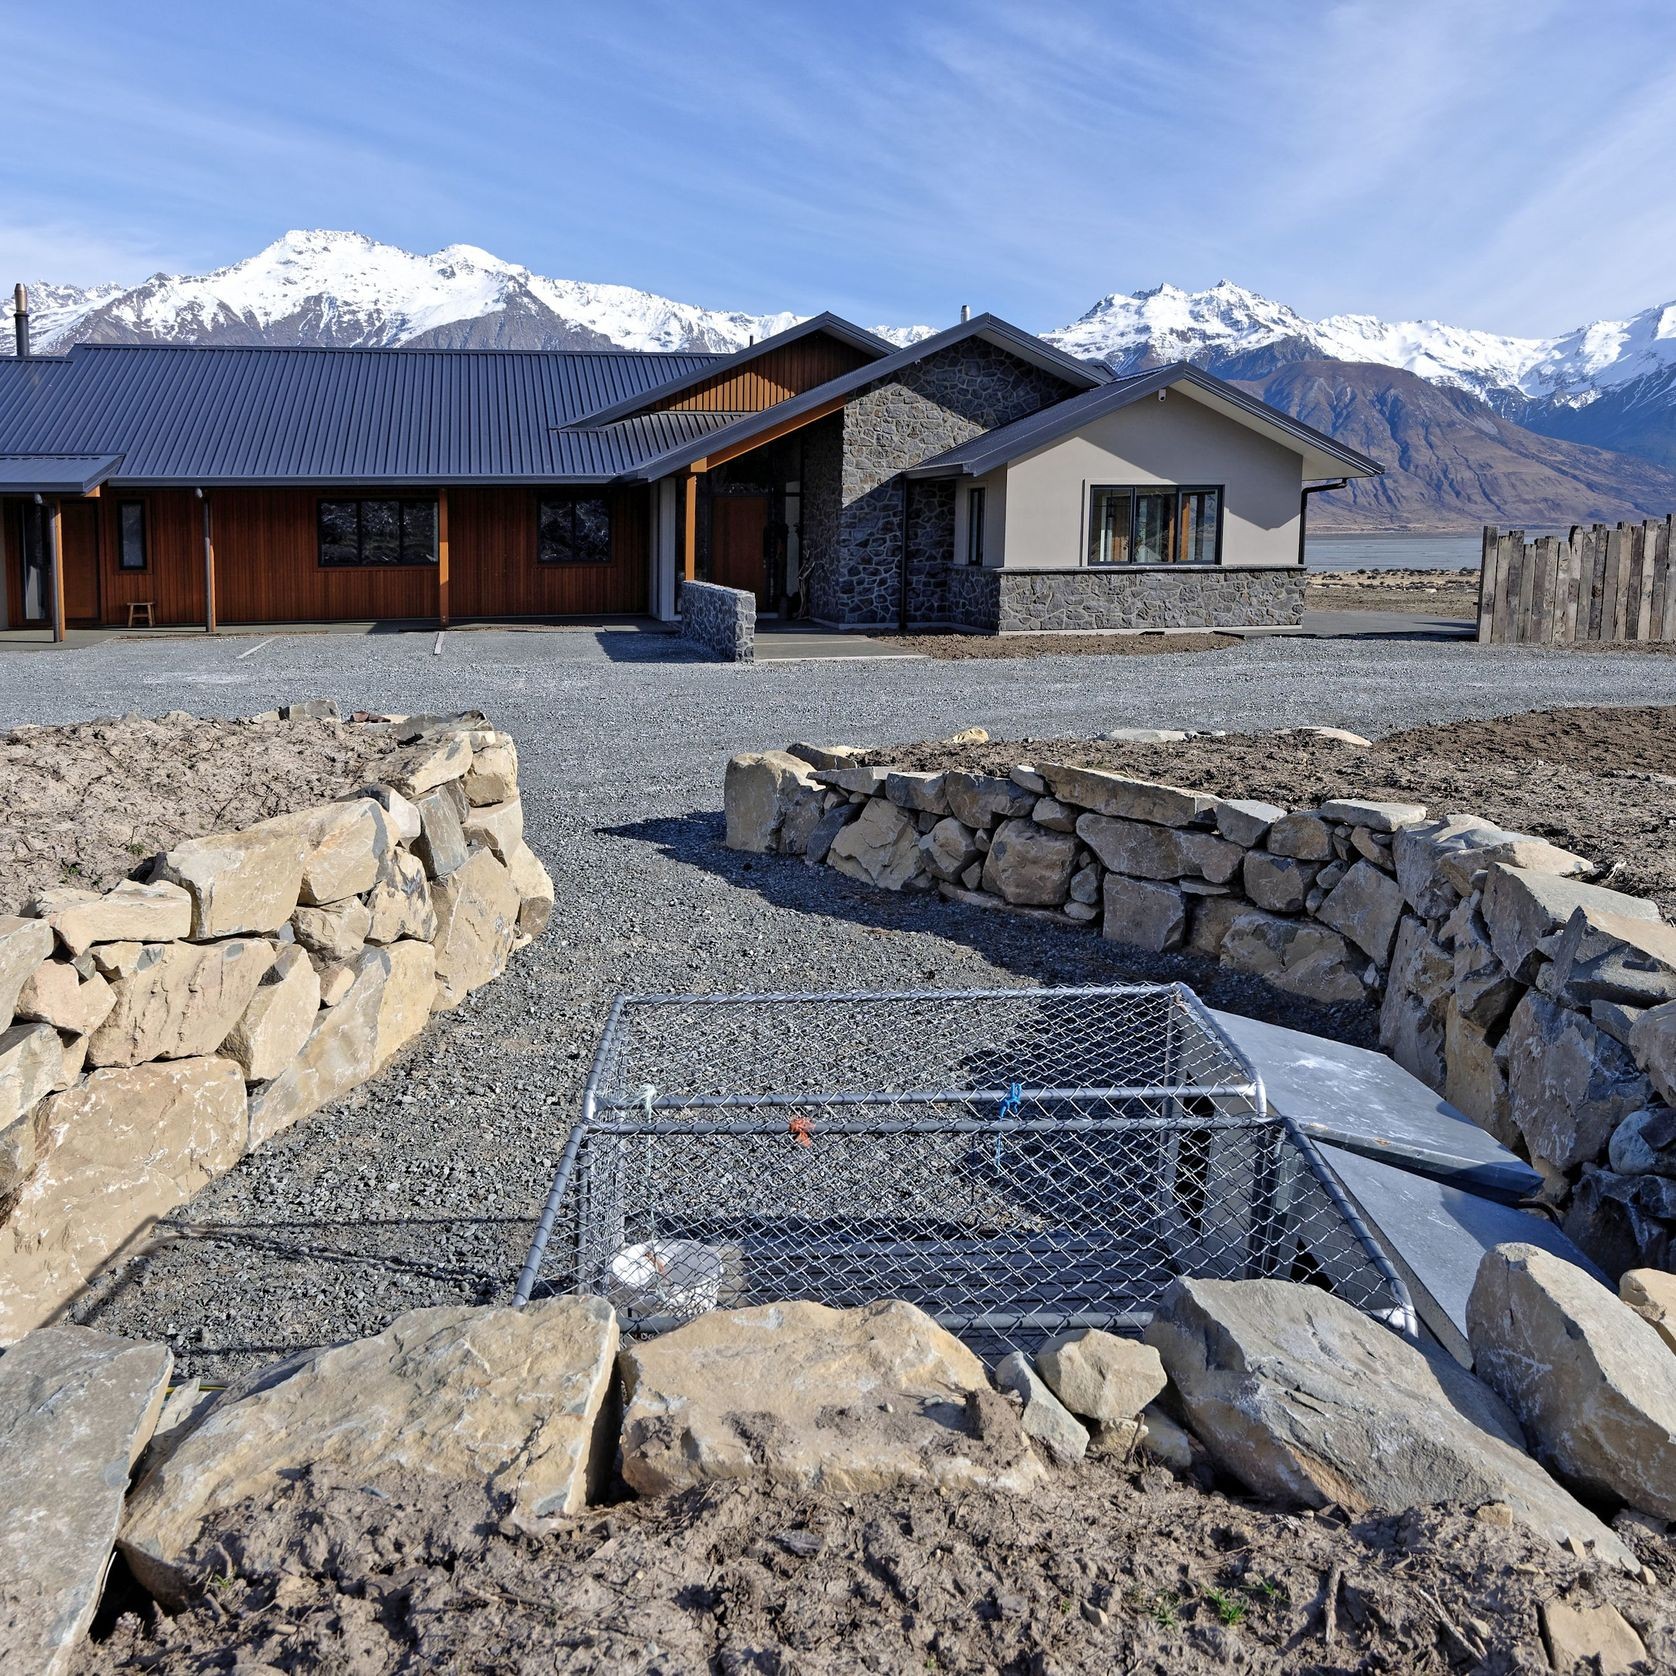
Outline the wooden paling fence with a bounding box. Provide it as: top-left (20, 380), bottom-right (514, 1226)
top-left (1478, 517), bottom-right (1676, 644)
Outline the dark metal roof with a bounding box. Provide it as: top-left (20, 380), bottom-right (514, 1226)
top-left (0, 453), bottom-right (123, 494)
top-left (617, 312), bottom-right (1112, 482)
top-left (904, 362), bottom-right (1385, 481)
top-left (572, 311), bottom-right (897, 425)
top-left (0, 344), bottom-right (731, 486)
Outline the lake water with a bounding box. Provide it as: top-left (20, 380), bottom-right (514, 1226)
top-left (1304, 533), bottom-right (1482, 572)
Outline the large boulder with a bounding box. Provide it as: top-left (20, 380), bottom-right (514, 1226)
top-left (0, 1326), bottom-right (172, 1676)
top-left (1314, 860), bottom-right (1406, 966)
top-left (256, 798), bottom-right (396, 906)
top-left (1503, 992), bottom-right (1648, 1172)
top-left (220, 944), bottom-right (321, 1082)
top-left (0, 1058), bottom-right (247, 1343)
top-left (13, 960), bottom-right (116, 1038)
top-left (1145, 1277), bottom-right (1633, 1568)
top-left (921, 817), bottom-right (979, 882)
top-left (1379, 915), bottom-right (1453, 1089)
top-left (981, 817), bottom-right (1078, 906)
top-left (994, 1351), bottom-right (1088, 1465)
top-left (1480, 864), bottom-right (1658, 985)
top-left (412, 785), bottom-right (469, 879)
top-left (1620, 1268), bottom-right (1676, 1354)
top-left (86, 937), bottom-right (276, 1069)
top-left (617, 1299), bottom-right (1044, 1498)
top-left (1241, 851), bottom-right (1317, 914)
top-left (430, 846), bottom-right (521, 1007)
top-left (943, 772), bottom-right (1034, 829)
top-left (0, 915), bottom-right (56, 1023)
top-left (1, 1022), bottom-right (72, 1130)
top-left (1466, 1243), bottom-right (1676, 1520)
top-left (1035, 1328), bottom-right (1166, 1424)
top-left (827, 798), bottom-right (926, 891)
top-left (1101, 874), bottom-right (1187, 952)
top-left (1220, 910), bottom-right (1371, 1005)
top-left (463, 737), bottom-right (518, 806)
top-left (1038, 766), bottom-right (1214, 828)
top-left (247, 942), bottom-right (436, 1147)
top-left (1630, 1001), bottom-right (1676, 1105)
top-left (151, 828), bottom-right (309, 939)
top-left (364, 849), bottom-right (438, 945)
top-left (1547, 905), bottom-right (1676, 1009)
top-left (723, 751), bottom-right (823, 853)
top-left (501, 839), bottom-right (556, 939)
top-left (24, 885), bottom-right (191, 961)
top-left (119, 1296), bottom-right (619, 1609)
top-left (290, 898), bottom-right (371, 964)
top-left (1075, 813), bottom-right (1242, 884)
top-left (462, 796), bottom-right (523, 863)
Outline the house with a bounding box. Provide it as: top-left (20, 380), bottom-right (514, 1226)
top-left (0, 304), bottom-right (1380, 639)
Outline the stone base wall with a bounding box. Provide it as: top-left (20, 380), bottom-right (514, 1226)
top-left (678, 580), bottom-right (755, 663)
top-left (928, 565), bottom-right (1307, 633)
top-left (725, 744), bottom-right (1676, 1280)
top-left (0, 712), bottom-right (556, 1343)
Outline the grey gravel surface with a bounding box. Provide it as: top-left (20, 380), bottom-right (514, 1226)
top-left (5, 625), bottom-right (1674, 1379)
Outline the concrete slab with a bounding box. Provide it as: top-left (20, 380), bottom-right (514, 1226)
top-left (1301, 609), bottom-right (1476, 640)
top-left (1319, 1142), bottom-right (1609, 1365)
top-left (755, 629), bottom-right (926, 661)
top-left (1209, 1008), bottom-right (1542, 1202)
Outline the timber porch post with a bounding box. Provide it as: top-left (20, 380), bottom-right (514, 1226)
top-left (46, 495), bottom-right (65, 644)
top-left (437, 487), bottom-right (450, 626)
top-left (200, 490), bottom-right (217, 632)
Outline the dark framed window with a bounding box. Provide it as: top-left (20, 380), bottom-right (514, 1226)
top-left (116, 500), bottom-right (148, 572)
top-left (965, 486), bottom-right (986, 566)
top-left (538, 493), bottom-right (612, 564)
top-left (1087, 484), bottom-right (1222, 566)
top-left (317, 498), bottom-right (438, 567)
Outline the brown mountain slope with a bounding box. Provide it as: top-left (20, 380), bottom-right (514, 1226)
top-left (1233, 360), bottom-right (1676, 532)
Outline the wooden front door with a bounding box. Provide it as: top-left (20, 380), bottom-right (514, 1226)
top-left (60, 501), bottom-right (101, 623)
top-left (711, 495), bottom-right (770, 607)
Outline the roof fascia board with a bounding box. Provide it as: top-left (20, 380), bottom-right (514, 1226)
top-left (617, 312), bottom-right (1111, 483)
top-left (905, 361), bottom-right (1382, 480)
top-left (571, 312), bottom-right (896, 426)
top-left (104, 473), bottom-right (623, 490)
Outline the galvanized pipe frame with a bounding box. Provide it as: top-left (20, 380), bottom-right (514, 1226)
top-left (512, 984), bottom-right (1413, 1336)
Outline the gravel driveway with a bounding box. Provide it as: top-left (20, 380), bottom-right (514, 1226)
top-left (6, 625), bottom-right (1674, 1377)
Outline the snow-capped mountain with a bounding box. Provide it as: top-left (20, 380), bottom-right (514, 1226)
top-left (13, 230), bottom-right (932, 357)
top-left (1045, 279), bottom-right (1676, 408)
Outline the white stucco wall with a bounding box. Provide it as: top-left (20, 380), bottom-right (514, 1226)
top-left (950, 470), bottom-right (1007, 569)
top-left (994, 388), bottom-right (1306, 570)
top-left (654, 476), bottom-right (679, 621)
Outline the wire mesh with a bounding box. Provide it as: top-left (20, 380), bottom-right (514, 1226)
top-left (515, 986), bottom-right (1412, 1354)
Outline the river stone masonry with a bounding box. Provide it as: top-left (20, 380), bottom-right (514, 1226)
top-left (0, 709), bottom-right (556, 1344)
top-left (725, 740), bottom-right (1676, 1277)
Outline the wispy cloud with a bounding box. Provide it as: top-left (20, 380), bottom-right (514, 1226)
top-left (9, 0), bottom-right (1676, 334)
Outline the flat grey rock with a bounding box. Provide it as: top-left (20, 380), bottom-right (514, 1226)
top-left (1209, 1008), bottom-right (1541, 1201)
top-left (1319, 1142), bottom-right (1607, 1366)
top-left (0, 1326), bottom-right (172, 1676)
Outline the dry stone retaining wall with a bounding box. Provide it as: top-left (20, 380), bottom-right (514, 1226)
top-left (0, 711), bottom-right (555, 1344)
top-left (726, 741), bottom-right (1676, 1278)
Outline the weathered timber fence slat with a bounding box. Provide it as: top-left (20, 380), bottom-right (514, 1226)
top-left (1477, 517), bottom-right (1676, 643)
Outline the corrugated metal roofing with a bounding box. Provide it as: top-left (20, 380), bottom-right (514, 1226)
top-left (0, 344), bottom-right (731, 485)
top-left (0, 453), bottom-right (123, 493)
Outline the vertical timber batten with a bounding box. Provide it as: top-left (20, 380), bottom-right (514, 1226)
top-left (682, 470), bottom-right (698, 582)
top-left (437, 487), bottom-right (451, 627)
top-left (47, 496), bottom-right (65, 643)
top-left (201, 491), bottom-right (217, 633)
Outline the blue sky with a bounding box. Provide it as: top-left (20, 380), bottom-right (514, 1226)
top-left (9, 0), bottom-right (1676, 335)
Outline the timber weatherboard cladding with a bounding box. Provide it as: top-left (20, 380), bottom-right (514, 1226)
top-left (652, 337), bottom-right (874, 414)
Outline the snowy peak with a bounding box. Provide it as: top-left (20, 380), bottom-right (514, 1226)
top-left (1045, 280), bottom-right (1676, 406)
top-left (12, 230), bottom-right (935, 357)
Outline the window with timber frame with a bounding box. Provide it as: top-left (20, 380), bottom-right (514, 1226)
top-left (1087, 485), bottom-right (1222, 566)
top-left (317, 498), bottom-right (438, 567)
top-left (537, 493), bottom-right (613, 564)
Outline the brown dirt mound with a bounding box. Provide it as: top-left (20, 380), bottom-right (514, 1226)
top-left (0, 712), bottom-right (409, 917)
top-left (81, 1461), bottom-right (1675, 1675)
top-left (860, 705), bottom-right (1676, 917)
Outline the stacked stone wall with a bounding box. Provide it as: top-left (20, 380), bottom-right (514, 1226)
top-left (677, 580), bottom-right (755, 662)
top-left (726, 744), bottom-right (1676, 1278)
top-left (0, 711), bottom-right (555, 1342)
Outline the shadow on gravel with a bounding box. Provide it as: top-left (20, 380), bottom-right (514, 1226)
top-left (606, 811), bottom-right (1381, 1050)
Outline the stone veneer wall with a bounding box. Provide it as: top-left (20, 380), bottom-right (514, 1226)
top-left (805, 341), bottom-right (1073, 627)
top-left (935, 566), bottom-right (1308, 634)
top-left (678, 580), bottom-right (756, 663)
top-left (0, 712), bottom-right (555, 1342)
top-left (725, 745), bottom-right (1676, 1279)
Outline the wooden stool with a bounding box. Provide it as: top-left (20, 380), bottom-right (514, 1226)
top-left (126, 601), bottom-right (155, 628)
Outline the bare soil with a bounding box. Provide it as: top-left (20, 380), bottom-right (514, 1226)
top-left (860, 704), bottom-right (1676, 918)
top-left (879, 631), bottom-right (1239, 660)
top-left (0, 711), bottom-right (409, 916)
top-left (1305, 568), bottom-right (1479, 617)
top-left (81, 1460), bottom-right (1675, 1675)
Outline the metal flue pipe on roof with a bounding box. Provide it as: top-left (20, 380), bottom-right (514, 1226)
top-left (12, 284), bottom-right (28, 358)
top-left (960, 304), bottom-right (971, 322)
